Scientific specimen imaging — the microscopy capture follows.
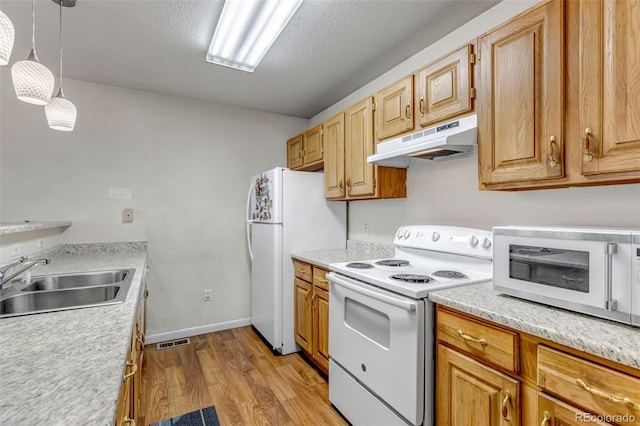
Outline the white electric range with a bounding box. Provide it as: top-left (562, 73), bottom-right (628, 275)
top-left (327, 225), bottom-right (493, 426)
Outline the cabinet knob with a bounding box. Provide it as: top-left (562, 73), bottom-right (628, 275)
top-left (584, 127), bottom-right (594, 162)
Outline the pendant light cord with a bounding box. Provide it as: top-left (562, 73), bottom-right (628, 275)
top-left (59, 1), bottom-right (63, 92)
top-left (31, 0), bottom-right (35, 49)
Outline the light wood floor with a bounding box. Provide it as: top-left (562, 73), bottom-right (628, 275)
top-left (141, 326), bottom-right (348, 425)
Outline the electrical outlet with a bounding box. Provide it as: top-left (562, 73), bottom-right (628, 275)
top-left (11, 244), bottom-right (20, 256)
top-left (122, 208), bottom-right (134, 223)
top-left (38, 238), bottom-right (45, 248)
top-left (363, 223), bottom-right (369, 236)
top-left (204, 289), bottom-right (212, 301)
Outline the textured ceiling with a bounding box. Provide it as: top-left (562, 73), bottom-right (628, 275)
top-left (2, 0), bottom-right (500, 118)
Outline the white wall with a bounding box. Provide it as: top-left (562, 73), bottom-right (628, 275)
top-left (310, 0), bottom-right (640, 242)
top-left (348, 156), bottom-right (640, 242)
top-left (0, 72), bottom-right (308, 335)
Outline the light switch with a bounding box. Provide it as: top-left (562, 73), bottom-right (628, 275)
top-left (122, 208), bottom-right (134, 223)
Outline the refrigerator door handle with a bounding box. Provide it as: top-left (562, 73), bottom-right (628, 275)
top-left (246, 181), bottom-right (254, 261)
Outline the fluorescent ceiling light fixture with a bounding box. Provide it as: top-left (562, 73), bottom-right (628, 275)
top-left (207, 0), bottom-right (303, 73)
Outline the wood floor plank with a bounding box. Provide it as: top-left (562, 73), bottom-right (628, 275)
top-left (142, 326), bottom-right (346, 425)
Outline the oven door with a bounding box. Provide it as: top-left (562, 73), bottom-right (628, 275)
top-left (328, 272), bottom-right (424, 425)
top-left (493, 231), bottom-right (632, 324)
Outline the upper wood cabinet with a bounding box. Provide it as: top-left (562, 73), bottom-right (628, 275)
top-left (323, 113), bottom-right (346, 199)
top-left (303, 125), bottom-right (324, 166)
top-left (578, 0), bottom-right (640, 176)
top-left (478, 0), bottom-right (564, 187)
top-left (376, 75), bottom-right (414, 141)
top-left (286, 125), bottom-right (324, 171)
top-left (415, 44), bottom-right (475, 128)
top-left (478, 0), bottom-right (640, 190)
top-left (345, 97), bottom-right (377, 198)
top-left (286, 134), bottom-right (303, 170)
top-left (324, 97), bottom-right (406, 200)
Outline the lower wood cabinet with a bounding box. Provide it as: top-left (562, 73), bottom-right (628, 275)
top-left (293, 259), bottom-right (330, 374)
top-left (436, 306), bottom-right (640, 426)
top-left (116, 280), bottom-right (147, 426)
top-left (437, 344), bottom-right (520, 426)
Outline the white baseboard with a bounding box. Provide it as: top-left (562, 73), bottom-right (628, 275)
top-left (145, 317), bottom-right (251, 345)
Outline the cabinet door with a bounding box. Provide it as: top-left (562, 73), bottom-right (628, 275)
top-left (294, 278), bottom-right (312, 353)
top-left (579, 0), bottom-right (640, 175)
top-left (312, 287), bottom-right (330, 373)
top-left (437, 345), bottom-right (520, 426)
top-left (416, 44), bottom-right (474, 128)
top-left (345, 97), bottom-right (376, 198)
top-left (303, 125), bottom-right (324, 166)
top-left (323, 113), bottom-right (346, 199)
top-left (376, 75), bottom-right (414, 140)
top-left (478, 0), bottom-right (564, 186)
top-left (537, 393), bottom-right (613, 426)
top-left (287, 134), bottom-right (304, 170)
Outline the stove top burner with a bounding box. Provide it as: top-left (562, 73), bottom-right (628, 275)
top-left (375, 259), bottom-right (410, 267)
top-left (346, 262), bottom-right (374, 269)
top-left (432, 270), bottom-right (468, 279)
top-left (390, 274), bottom-right (435, 283)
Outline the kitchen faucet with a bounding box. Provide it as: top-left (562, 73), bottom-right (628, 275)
top-left (0, 257), bottom-right (50, 293)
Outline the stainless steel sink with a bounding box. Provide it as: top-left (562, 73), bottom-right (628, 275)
top-left (0, 269), bottom-right (134, 318)
top-left (21, 270), bottom-right (129, 292)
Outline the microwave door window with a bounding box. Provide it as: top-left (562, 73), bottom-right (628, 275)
top-left (509, 245), bottom-right (590, 292)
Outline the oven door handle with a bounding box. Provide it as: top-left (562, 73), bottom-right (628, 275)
top-left (329, 273), bottom-right (417, 313)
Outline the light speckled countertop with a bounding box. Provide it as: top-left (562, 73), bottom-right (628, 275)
top-left (292, 240), bottom-right (395, 269)
top-left (0, 243), bottom-right (147, 426)
top-left (429, 282), bottom-right (640, 370)
top-left (0, 221), bottom-right (72, 235)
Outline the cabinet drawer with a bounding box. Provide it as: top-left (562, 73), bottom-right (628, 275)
top-left (313, 267), bottom-right (330, 291)
top-left (293, 260), bottom-right (312, 282)
top-left (538, 346), bottom-right (640, 424)
top-left (437, 309), bottom-right (519, 373)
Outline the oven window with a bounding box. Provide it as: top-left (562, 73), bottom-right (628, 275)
top-left (509, 244), bottom-right (589, 292)
top-left (345, 297), bottom-right (390, 348)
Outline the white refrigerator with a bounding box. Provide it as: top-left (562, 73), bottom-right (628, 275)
top-left (246, 167), bottom-right (346, 355)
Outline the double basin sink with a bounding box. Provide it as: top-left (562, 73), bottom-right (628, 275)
top-left (0, 269), bottom-right (135, 318)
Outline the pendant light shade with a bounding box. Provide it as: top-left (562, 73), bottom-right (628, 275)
top-left (45, 89), bottom-right (76, 131)
top-left (11, 0), bottom-right (54, 105)
top-left (0, 10), bottom-right (15, 66)
top-left (45, 0), bottom-right (76, 131)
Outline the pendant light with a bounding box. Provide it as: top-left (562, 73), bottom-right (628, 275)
top-left (0, 10), bottom-right (15, 66)
top-left (11, 0), bottom-right (54, 105)
top-left (45, 0), bottom-right (76, 131)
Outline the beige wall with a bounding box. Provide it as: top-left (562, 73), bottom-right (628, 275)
top-left (310, 0), bottom-right (640, 241)
top-left (0, 72), bottom-right (308, 336)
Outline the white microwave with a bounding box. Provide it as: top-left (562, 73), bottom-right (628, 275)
top-left (493, 226), bottom-right (640, 327)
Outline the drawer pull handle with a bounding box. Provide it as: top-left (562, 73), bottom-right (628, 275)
top-left (502, 390), bottom-right (513, 425)
top-left (575, 378), bottom-right (637, 408)
top-left (540, 410), bottom-right (551, 426)
top-left (297, 269), bottom-right (307, 275)
top-left (123, 417), bottom-right (136, 425)
top-left (123, 362), bottom-right (138, 381)
top-left (316, 278), bottom-right (328, 284)
top-left (457, 329), bottom-right (487, 346)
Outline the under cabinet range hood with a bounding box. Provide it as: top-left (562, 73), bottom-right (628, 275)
top-left (368, 114), bottom-right (477, 168)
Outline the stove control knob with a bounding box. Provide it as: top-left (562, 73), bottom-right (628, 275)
top-left (468, 235), bottom-right (479, 247)
top-left (480, 237), bottom-right (492, 249)
top-left (397, 229), bottom-right (404, 239)
top-left (403, 229), bottom-right (411, 239)
top-left (431, 231), bottom-right (440, 242)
